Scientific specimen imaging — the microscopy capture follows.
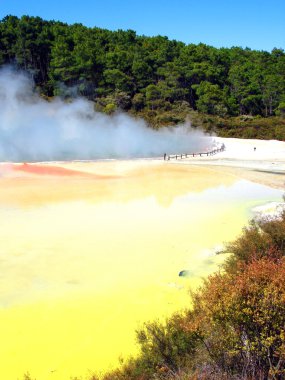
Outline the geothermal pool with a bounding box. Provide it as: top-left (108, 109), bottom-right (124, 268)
top-left (0, 160), bottom-right (282, 380)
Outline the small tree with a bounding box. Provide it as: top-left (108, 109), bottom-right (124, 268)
top-left (277, 102), bottom-right (285, 118)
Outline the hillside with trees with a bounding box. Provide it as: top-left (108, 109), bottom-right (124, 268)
top-left (1, 14), bottom-right (285, 137)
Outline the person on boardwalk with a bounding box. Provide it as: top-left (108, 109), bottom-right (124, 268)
top-left (164, 153), bottom-right (166, 160)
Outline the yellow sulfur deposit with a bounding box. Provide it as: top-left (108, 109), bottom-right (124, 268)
top-left (0, 161), bottom-right (281, 380)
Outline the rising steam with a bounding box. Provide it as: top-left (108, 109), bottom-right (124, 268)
top-left (0, 67), bottom-right (214, 162)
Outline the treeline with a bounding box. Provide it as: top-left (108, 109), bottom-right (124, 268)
top-left (1, 15), bottom-right (285, 126)
top-left (88, 210), bottom-right (285, 380)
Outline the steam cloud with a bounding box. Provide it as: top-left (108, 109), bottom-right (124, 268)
top-left (0, 67), bottom-right (214, 162)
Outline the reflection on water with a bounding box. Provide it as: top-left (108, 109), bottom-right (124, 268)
top-left (0, 161), bottom-right (282, 380)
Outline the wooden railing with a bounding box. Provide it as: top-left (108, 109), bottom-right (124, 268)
top-left (164, 145), bottom-right (225, 161)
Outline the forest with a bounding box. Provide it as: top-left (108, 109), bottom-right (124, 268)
top-left (0, 15), bottom-right (285, 138)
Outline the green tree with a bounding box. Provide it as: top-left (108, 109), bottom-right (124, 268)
top-left (194, 81), bottom-right (227, 116)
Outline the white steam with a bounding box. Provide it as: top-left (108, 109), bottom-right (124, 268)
top-left (0, 67), bottom-right (213, 162)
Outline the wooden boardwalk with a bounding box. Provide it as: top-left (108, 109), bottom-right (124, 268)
top-left (164, 145), bottom-right (225, 161)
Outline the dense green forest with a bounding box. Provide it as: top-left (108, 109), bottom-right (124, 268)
top-left (1, 15), bottom-right (285, 138)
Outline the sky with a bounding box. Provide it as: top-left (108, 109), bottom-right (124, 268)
top-left (0, 0), bottom-right (284, 52)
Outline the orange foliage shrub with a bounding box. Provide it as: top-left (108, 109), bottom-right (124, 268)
top-left (189, 257), bottom-right (285, 379)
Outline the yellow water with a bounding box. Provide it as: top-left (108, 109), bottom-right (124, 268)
top-left (0, 161), bottom-right (281, 380)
